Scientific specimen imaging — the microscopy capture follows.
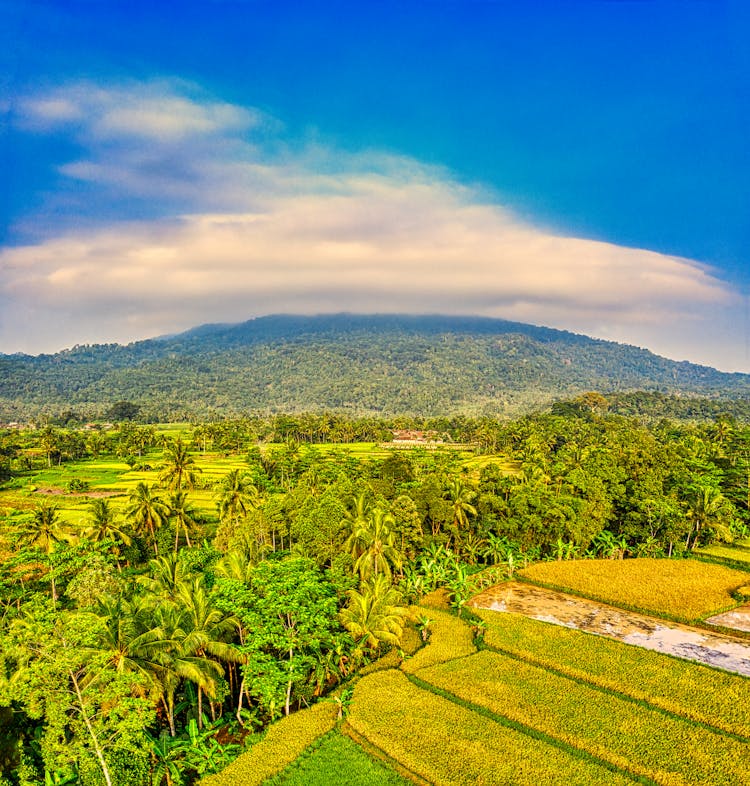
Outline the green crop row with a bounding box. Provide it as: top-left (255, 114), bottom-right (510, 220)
top-left (419, 650), bottom-right (750, 785)
top-left (264, 730), bottom-right (411, 786)
top-left (518, 559), bottom-right (747, 621)
top-left (200, 699), bottom-right (338, 786)
top-left (475, 610), bottom-right (750, 739)
top-left (401, 607), bottom-right (476, 673)
top-left (347, 670), bottom-right (635, 786)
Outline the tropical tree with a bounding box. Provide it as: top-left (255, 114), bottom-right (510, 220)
top-left (216, 470), bottom-right (259, 529)
top-left (213, 557), bottom-right (341, 718)
top-left (684, 483), bottom-right (734, 549)
top-left (168, 491), bottom-right (199, 553)
top-left (125, 483), bottom-right (169, 556)
top-left (8, 608), bottom-right (154, 786)
top-left (159, 438), bottom-right (202, 492)
top-left (85, 499), bottom-right (132, 564)
top-left (15, 503), bottom-right (67, 604)
top-left (149, 602), bottom-right (224, 736)
top-left (346, 508), bottom-right (402, 580)
top-left (339, 574), bottom-right (407, 655)
top-left (176, 576), bottom-right (242, 727)
top-left (446, 479), bottom-right (477, 536)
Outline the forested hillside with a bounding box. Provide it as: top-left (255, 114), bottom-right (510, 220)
top-left (2, 314), bottom-right (750, 421)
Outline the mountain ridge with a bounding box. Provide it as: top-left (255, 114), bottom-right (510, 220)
top-left (1, 313), bottom-right (749, 421)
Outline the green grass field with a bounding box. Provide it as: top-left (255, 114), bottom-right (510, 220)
top-left (0, 429), bottom-right (508, 531)
top-left (265, 731), bottom-right (410, 786)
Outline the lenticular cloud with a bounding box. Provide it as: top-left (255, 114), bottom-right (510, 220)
top-left (0, 78), bottom-right (741, 369)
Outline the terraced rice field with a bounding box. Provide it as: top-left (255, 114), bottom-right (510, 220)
top-left (208, 587), bottom-right (750, 785)
top-left (518, 558), bottom-right (748, 621)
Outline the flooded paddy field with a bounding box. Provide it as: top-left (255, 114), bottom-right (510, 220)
top-left (471, 581), bottom-right (750, 677)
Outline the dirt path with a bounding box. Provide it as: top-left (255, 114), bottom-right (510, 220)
top-left (471, 582), bottom-right (750, 677)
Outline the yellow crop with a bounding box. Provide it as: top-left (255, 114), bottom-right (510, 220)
top-left (200, 699), bottom-right (337, 786)
top-left (401, 607), bottom-right (476, 673)
top-left (519, 558), bottom-right (748, 620)
top-left (419, 651), bottom-right (750, 785)
top-left (475, 610), bottom-right (750, 739)
top-left (348, 670), bottom-right (633, 786)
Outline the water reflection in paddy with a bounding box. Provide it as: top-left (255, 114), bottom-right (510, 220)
top-left (471, 582), bottom-right (750, 677)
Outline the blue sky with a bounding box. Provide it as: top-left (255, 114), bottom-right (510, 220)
top-left (1, 0), bottom-right (749, 371)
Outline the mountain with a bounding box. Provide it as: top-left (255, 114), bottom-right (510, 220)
top-left (2, 313), bottom-right (749, 421)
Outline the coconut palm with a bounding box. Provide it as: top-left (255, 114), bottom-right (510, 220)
top-left (339, 574), bottom-right (407, 654)
top-left (446, 479), bottom-right (477, 533)
top-left (150, 603), bottom-right (224, 736)
top-left (216, 470), bottom-right (259, 527)
top-left (342, 492), bottom-right (374, 531)
top-left (168, 491), bottom-right (199, 553)
top-left (85, 499), bottom-right (132, 564)
top-left (177, 576), bottom-right (242, 726)
top-left (214, 550), bottom-right (254, 584)
top-left (95, 594), bottom-right (166, 687)
top-left (15, 503), bottom-right (67, 605)
top-left (685, 484), bottom-right (733, 550)
top-left (159, 438), bottom-right (202, 491)
top-left (346, 508), bottom-right (402, 581)
top-left (125, 482), bottom-right (170, 555)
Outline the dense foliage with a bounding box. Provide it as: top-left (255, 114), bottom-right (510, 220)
top-left (2, 402), bottom-right (750, 784)
top-left (3, 314), bottom-right (750, 422)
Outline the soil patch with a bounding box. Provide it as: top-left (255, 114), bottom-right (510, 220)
top-left (471, 582), bottom-right (750, 677)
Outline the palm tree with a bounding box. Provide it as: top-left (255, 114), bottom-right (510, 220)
top-left (214, 550), bottom-right (254, 584)
top-left (125, 482), bottom-right (170, 556)
top-left (159, 438), bottom-right (201, 492)
top-left (95, 594), bottom-right (165, 688)
top-left (16, 503), bottom-right (67, 605)
top-left (138, 552), bottom-right (185, 600)
top-left (685, 484), bottom-right (733, 550)
top-left (346, 508), bottom-right (402, 581)
top-left (150, 603), bottom-right (224, 736)
top-left (342, 493), bottom-right (374, 531)
top-left (339, 574), bottom-right (407, 654)
top-left (168, 491), bottom-right (199, 553)
top-left (216, 470), bottom-right (259, 528)
top-left (177, 576), bottom-right (242, 727)
top-left (85, 499), bottom-right (132, 564)
top-left (445, 479), bottom-right (477, 544)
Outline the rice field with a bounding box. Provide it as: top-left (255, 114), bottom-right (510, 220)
top-left (347, 670), bottom-right (634, 786)
top-left (264, 731), bottom-right (410, 786)
top-left (419, 650), bottom-right (749, 785)
top-left (474, 609), bottom-right (750, 739)
top-left (519, 558), bottom-right (749, 621)
top-left (206, 578), bottom-right (750, 786)
top-left (695, 543), bottom-right (750, 565)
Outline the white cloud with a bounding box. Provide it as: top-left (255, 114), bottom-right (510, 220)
top-left (2, 78), bottom-right (747, 372)
top-left (18, 79), bottom-right (261, 141)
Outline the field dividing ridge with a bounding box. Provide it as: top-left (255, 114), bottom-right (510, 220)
top-left (416, 650), bottom-right (750, 786)
top-left (475, 610), bottom-right (750, 739)
top-left (347, 669), bottom-right (639, 786)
